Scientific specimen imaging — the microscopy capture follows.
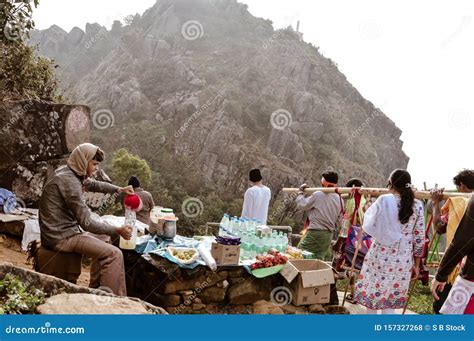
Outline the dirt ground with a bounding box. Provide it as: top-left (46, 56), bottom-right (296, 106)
top-left (0, 234), bottom-right (91, 287)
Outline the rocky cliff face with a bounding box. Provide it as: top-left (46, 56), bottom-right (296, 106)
top-left (29, 0), bottom-right (408, 197)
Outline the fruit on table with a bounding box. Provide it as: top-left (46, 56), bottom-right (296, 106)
top-left (251, 251), bottom-right (288, 270)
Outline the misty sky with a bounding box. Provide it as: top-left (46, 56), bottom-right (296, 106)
top-left (33, 0), bottom-right (473, 189)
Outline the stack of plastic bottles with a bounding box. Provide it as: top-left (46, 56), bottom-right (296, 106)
top-left (218, 214), bottom-right (289, 260)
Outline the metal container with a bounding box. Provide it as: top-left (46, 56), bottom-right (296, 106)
top-left (162, 220), bottom-right (177, 239)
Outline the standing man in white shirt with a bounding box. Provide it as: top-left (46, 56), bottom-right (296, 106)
top-left (241, 169), bottom-right (271, 224)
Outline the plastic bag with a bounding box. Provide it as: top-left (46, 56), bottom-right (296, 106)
top-left (21, 219), bottom-right (40, 251)
top-left (197, 244), bottom-right (217, 271)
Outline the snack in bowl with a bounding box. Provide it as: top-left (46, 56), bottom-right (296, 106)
top-left (167, 247), bottom-right (199, 265)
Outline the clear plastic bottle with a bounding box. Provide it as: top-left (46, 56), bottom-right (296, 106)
top-left (220, 213), bottom-right (228, 226)
top-left (119, 208), bottom-right (137, 250)
top-left (234, 218), bottom-right (240, 236)
top-left (263, 235), bottom-right (271, 254)
top-left (219, 213), bottom-right (229, 236)
top-left (247, 237), bottom-right (253, 259)
top-left (252, 218), bottom-right (258, 233)
top-left (228, 217), bottom-right (234, 235)
top-left (246, 219), bottom-right (251, 232)
top-left (280, 232), bottom-right (287, 252)
top-left (256, 237), bottom-right (264, 254)
top-left (282, 232), bottom-right (288, 252)
top-left (271, 231), bottom-right (278, 250)
top-left (242, 218), bottom-right (248, 232)
top-left (241, 233), bottom-right (250, 259)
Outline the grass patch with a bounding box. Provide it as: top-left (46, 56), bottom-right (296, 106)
top-left (407, 282), bottom-right (433, 315)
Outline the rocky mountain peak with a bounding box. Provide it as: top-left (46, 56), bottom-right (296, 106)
top-left (29, 0), bottom-right (408, 196)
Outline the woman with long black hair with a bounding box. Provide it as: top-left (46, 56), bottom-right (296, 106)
top-left (353, 169), bottom-right (425, 314)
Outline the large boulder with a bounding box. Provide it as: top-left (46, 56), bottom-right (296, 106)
top-left (0, 100), bottom-right (90, 206)
top-left (253, 300), bottom-right (284, 314)
top-left (37, 293), bottom-right (152, 314)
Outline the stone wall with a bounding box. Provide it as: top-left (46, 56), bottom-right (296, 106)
top-left (123, 251), bottom-right (284, 314)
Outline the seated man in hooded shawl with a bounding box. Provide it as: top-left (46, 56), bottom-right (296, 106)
top-left (39, 143), bottom-right (133, 295)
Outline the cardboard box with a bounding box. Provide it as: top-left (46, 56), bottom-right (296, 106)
top-left (211, 242), bottom-right (240, 266)
top-left (280, 259), bottom-right (335, 306)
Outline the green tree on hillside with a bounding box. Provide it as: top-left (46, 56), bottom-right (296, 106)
top-left (110, 148), bottom-right (152, 187)
top-left (1, 0), bottom-right (39, 45)
top-left (1, 0), bottom-right (62, 101)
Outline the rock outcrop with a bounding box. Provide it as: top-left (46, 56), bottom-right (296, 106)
top-left (0, 100), bottom-right (90, 205)
top-left (37, 293), bottom-right (153, 314)
top-left (29, 0), bottom-right (409, 198)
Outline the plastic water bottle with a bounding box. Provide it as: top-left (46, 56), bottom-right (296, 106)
top-left (234, 218), bottom-right (240, 236)
top-left (119, 208), bottom-right (137, 250)
top-left (241, 233), bottom-right (250, 259)
top-left (247, 236), bottom-right (253, 258)
top-left (242, 218), bottom-right (248, 232)
top-left (282, 232), bottom-right (288, 252)
top-left (220, 214), bottom-right (228, 226)
top-left (271, 231), bottom-right (277, 249)
top-left (232, 217), bottom-right (239, 235)
top-left (256, 237), bottom-right (263, 254)
top-left (252, 218), bottom-right (257, 232)
top-left (263, 235), bottom-right (271, 254)
top-left (247, 220), bottom-right (252, 235)
top-left (219, 214), bottom-right (229, 236)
